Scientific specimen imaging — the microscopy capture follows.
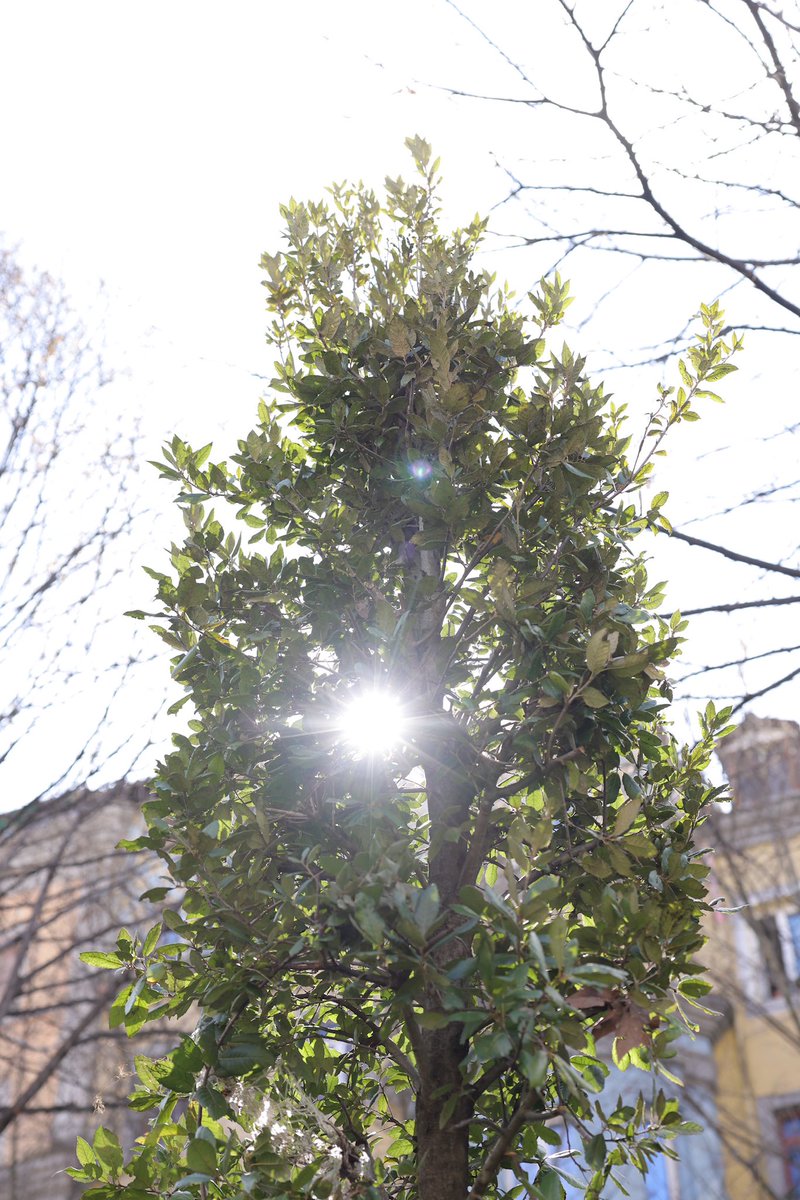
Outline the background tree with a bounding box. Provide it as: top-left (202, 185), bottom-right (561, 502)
top-left (0, 243), bottom-right (152, 800)
top-left (0, 245), bottom-right (170, 1191)
top-left (71, 143), bottom-right (738, 1200)
top-left (430, 0), bottom-right (800, 715)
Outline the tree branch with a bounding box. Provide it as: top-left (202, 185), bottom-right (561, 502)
top-left (0, 981), bottom-right (118, 1136)
top-left (668, 528), bottom-right (800, 579)
top-left (467, 1086), bottom-right (542, 1199)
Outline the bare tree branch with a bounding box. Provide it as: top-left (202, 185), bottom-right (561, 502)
top-left (669, 529), bottom-right (800, 579)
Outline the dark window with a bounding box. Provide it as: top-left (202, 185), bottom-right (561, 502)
top-left (758, 915), bottom-right (786, 997)
top-left (779, 1107), bottom-right (800, 1198)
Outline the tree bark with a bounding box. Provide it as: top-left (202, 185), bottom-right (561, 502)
top-left (416, 1023), bottom-right (473, 1200)
top-left (415, 726), bottom-right (476, 1200)
top-left (402, 564), bottom-right (479, 1198)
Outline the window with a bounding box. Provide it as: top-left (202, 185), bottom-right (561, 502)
top-left (771, 910), bottom-right (800, 990)
top-left (788, 913), bottom-right (800, 975)
top-left (757, 915), bottom-right (787, 997)
top-left (737, 907), bottom-right (800, 1003)
top-left (778, 1108), bottom-right (800, 1198)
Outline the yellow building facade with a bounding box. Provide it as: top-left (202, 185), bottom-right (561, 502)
top-left (706, 715), bottom-right (800, 1200)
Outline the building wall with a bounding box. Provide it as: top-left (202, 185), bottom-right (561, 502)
top-left (0, 783), bottom-right (176, 1200)
top-left (708, 715), bottom-right (800, 1200)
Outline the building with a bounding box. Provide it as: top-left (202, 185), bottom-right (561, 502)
top-left (592, 714), bottom-right (800, 1200)
top-left (3, 717), bottom-right (799, 1200)
top-left (705, 715), bottom-right (800, 1200)
top-left (0, 782), bottom-right (174, 1200)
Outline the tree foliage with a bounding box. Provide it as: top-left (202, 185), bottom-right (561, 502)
top-left (75, 141), bottom-right (739, 1200)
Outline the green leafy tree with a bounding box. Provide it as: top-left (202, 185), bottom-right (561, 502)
top-left (73, 140), bottom-right (740, 1200)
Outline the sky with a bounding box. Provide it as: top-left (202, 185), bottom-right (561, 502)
top-left (1, 0), bottom-right (798, 806)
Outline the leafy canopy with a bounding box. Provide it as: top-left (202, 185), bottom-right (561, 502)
top-left (75, 138), bottom-right (739, 1200)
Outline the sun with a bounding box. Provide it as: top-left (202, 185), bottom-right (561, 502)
top-left (338, 690), bottom-right (406, 758)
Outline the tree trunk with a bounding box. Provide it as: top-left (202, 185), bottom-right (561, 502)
top-left (416, 1024), bottom-right (473, 1200)
top-left (415, 721), bottom-right (476, 1200)
top-left (404, 574), bottom-right (479, 1198)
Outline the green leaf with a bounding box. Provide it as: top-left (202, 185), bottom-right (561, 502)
top-left (405, 133), bottom-right (432, 168)
top-left (621, 774), bottom-right (641, 799)
top-left (76, 1136), bottom-right (95, 1167)
top-left (186, 1138), bottom-right (217, 1175)
top-left (415, 884), bottom-right (440, 935)
top-left (537, 1168), bottom-right (565, 1200)
top-left (673, 1120), bottom-right (704, 1135)
top-left (586, 630), bottom-right (612, 674)
top-left (585, 1133), bottom-right (606, 1169)
top-left (614, 796), bottom-right (642, 835)
top-left (705, 363), bottom-right (737, 381)
top-left (520, 1048), bottom-right (548, 1087)
top-left (439, 1092), bottom-right (460, 1129)
top-left (678, 977), bottom-right (712, 998)
top-left (108, 984), bottom-right (132, 1029)
top-left (195, 1084), bottom-right (232, 1119)
top-left (547, 671), bottom-right (571, 695)
top-left (623, 833), bottom-right (658, 858)
top-left (353, 895), bottom-right (386, 944)
top-left (415, 1011), bottom-right (452, 1030)
top-left (142, 922), bottom-right (163, 958)
top-left (92, 1126), bottom-right (123, 1173)
top-left (134, 1055), bottom-right (161, 1090)
top-left (216, 1040), bottom-right (270, 1077)
top-left (80, 951), bottom-right (123, 970)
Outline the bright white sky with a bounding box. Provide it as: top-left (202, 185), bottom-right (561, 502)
top-left (1, 0), bottom-right (797, 806)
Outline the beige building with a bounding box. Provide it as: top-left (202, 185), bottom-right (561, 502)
top-left (0, 782), bottom-right (173, 1200)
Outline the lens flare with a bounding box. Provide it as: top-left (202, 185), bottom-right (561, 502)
top-left (339, 691), bottom-right (406, 758)
top-left (409, 459), bottom-right (432, 481)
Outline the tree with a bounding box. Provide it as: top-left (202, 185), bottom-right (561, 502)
top-left (446, 0), bottom-right (800, 332)
top-left (432, 0), bottom-right (800, 714)
top-left (0, 243), bottom-right (146, 801)
top-left (73, 141), bottom-right (738, 1200)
